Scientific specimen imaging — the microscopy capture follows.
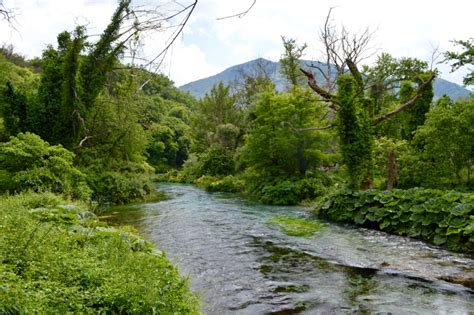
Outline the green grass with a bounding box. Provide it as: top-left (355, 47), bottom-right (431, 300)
top-left (268, 215), bottom-right (326, 237)
top-left (0, 192), bottom-right (199, 314)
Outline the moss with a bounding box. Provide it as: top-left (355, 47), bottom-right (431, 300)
top-left (268, 215), bottom-right (326, 237)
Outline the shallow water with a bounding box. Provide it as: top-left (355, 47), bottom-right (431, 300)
top-left (104, 183), bottom-right (474, 314)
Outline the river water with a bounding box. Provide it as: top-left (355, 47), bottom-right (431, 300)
top-left (104, 183), bottom-right (473, 314)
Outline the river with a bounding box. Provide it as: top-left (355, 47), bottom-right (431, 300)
top-left (104, 183), bottom-right (473, 314)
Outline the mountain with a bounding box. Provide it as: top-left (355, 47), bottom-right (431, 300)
top-left (179, 58), bottom-right (472, 100)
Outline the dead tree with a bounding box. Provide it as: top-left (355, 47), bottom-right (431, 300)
top-left (308, 7), bottom-right (377, 93)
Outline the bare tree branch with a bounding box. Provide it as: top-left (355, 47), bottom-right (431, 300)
top-left (316, 7), bottom-right (376, 93)
top-left (216, 0), bottom-right (256, 20)
top-left (300, 68), bottom-right (338, 108)
top-left (372, 73), bottom-right (436, 125)
top-left (0, 1), bottom-right (13, 22)
top-left (142, 1), bottom-right (198, 69)
top-left (428, 42), bottom-right (442, 70)
top-left (75, 135), bottom-right (94, 150)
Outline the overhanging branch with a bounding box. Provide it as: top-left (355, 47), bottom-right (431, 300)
top-left (300, 68), bottom-right (338, 106)
top-left (372, 73), bottom-right (436, 125)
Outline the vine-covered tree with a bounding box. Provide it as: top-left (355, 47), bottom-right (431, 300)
top-left (300, 12), bottom-right (435, 189)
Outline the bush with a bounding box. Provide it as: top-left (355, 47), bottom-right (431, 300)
top-left (198, 146), bottom-right (235, 177)
top-left (0, 192), bottom-right (199, 313)
top-left (84, 161), bottom-right (155, 205)
top-left (204, 175), bottom-right (245, 193)
top-left (315, 188), bottom-right (474, 253)
top-left (242, 168), bottom-right (332, 205)
top-left (0, 132), bottom-right (91, 199)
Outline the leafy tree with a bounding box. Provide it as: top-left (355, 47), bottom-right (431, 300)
top-left (147, 114), bottom-right (193, 171)
top-left (194, 81), bottom-right (243, 151)
top-left (242, 87), bottom-right (329, 178)
top-left (1, 82), bottom-right (27, 135)
top-left (280, 36), bottom-right (307, 89)
top-left (413, 96), bottom-right (473, 187)
top-left (445, 38), bottom-right (474, 86)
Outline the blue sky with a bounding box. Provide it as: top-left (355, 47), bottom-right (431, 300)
top-left (1, 0), bottom-right (472, 88)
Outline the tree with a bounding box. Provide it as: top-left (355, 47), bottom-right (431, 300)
top-left (242, 87), bottom-right (328, 178)
top-left (1, 82), bottom-right (27, 135)
top-left (310, 7), bottom-right (375, 93)
top-left (299, 11), bottom-right (435, 189)
top-left (280, 36), bottom-right (307, 89)
top-left (194, 82), bottom-right (243, 150)
top-left (444, 38), bottom-right (474, 86)
top-left (413, 96), bottom-right (473, 187)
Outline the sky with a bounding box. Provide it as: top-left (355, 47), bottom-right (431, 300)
top-left (1, 0), bottom-right (473, 88)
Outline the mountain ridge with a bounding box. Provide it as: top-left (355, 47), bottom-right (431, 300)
top-left (179, 58), bottom-right (472, 100)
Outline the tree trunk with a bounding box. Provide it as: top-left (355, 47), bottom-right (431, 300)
top-left (386, 150), bottom-right (397, 190)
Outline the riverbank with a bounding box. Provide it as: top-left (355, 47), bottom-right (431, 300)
top-left (314, 188), bottom-right (474, 254)
top-left (0, 192), bottom-right (199, 313)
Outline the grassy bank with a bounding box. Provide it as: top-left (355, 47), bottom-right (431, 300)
top-left (0, 192), bottom-right (199, 313)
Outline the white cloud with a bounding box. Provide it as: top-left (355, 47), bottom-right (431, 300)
top-left (162, 42), bottom-right (220, 86)
top-left (1, 0), bottom-right (473, 87)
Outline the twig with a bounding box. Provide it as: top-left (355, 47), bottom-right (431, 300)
top-left (216, 0), bottom-right (256, 20)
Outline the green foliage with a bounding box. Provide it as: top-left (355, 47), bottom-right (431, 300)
top-left (84, 160), bottom-right (155, 205)
top-left (78, 0), bottom-right (130, 109)
top-left (0, 82), bottom-right (28, 135)
top-left (0, 192), bottom-right (199, 313)
top-left (139, 70), bottom-right (197, 105)
top-left (401, 77), bottom-right (433, 141)
top-left (0, 51), bottom-right (39, 92)
top-left (194, 81), bottom-right (242, 151)
top-left (373, 136), bottom-right (414, 189)
top-left (268, 215), bottom-right (326, 237)
top-left (444, 38), bottom-right (474, 86)
top-left (0, 133), bottom-right (90, 199)
top-left (242, 87), bottom-right (329, 178)
top-left (315, 188), bottom-right (474, 252)
top-left (336, 74), bottom-right (373, 188)
top-left (243, 169), bottom-right (332, 205)
top-left (204, 175), bottom-right (245, 193)
top-left (198, 146), bottom-right (235, 177)
top-left (146, 100), bottom-right (194, 172)
top-left (280, 36), bottom-right (307, 88)
top-left (412, 96), bottom-right (473, 188)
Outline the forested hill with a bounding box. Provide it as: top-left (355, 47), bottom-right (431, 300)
top-left (180, 58), bottom-right (472, 100)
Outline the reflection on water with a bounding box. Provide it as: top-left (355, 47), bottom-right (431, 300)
top-left (102, 183), bottom-right (474, 314)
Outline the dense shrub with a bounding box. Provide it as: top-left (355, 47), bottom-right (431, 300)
top-left (84, 161), bottom-right (155, 205)
top-left (198, 146), bottom-right (235, 177)
top-left (0, 132), bottom-right (90, 199)
top-left (315, 188), bottom-right (474, 252)
top-left (0, 192), bottom-right (199, 313)
top-left (204, 175), bottom-right (245, 193)
top-left (243, 169), bottom-right (332, 205)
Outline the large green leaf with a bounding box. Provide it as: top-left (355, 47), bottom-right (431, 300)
top-left (450, 203), bottom-right (472, 216)
top-left (433, 234), bottom-right (446, 245)
top-left (379, 219), bottom-right (391, 230)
